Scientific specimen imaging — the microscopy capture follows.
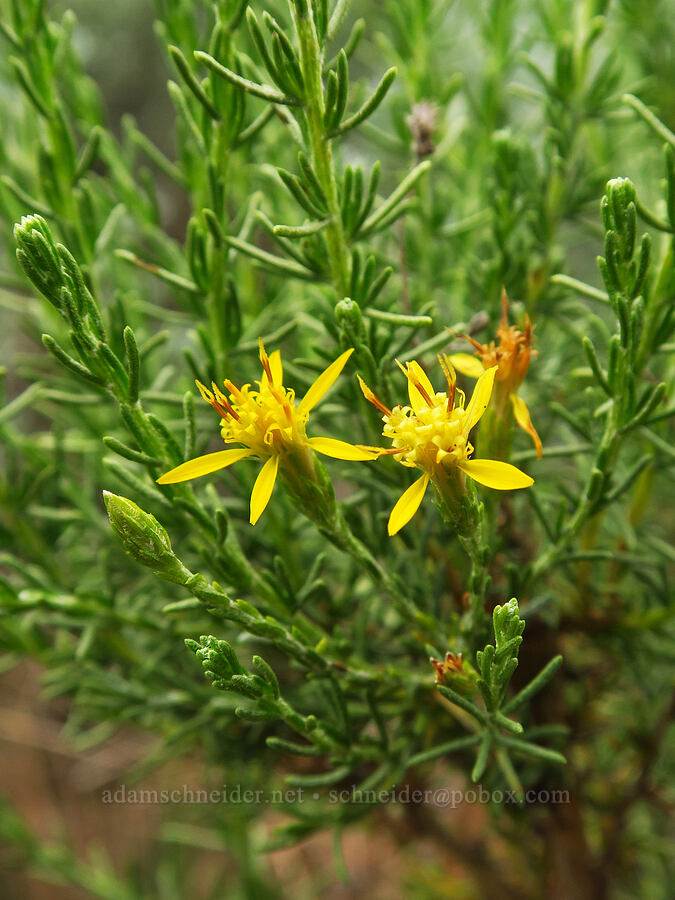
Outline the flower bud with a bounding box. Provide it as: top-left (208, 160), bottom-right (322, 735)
top-left (335, 297), bottom-right (365, 345)
top-left (14, 214), bottom-right (62, 306)
top-left (103, 491), bottom-right (191, 584)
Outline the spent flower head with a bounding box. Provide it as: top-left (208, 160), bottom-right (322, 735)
top-left (359, 355), bottom-right (533, 535)
top-left (430, 652), bottom-right (477, 695)
top-left (430, 651), bottom-right (464, 684)
top-left (158, 341), bottom-right (376, 524)
top-left (450, 289), bottom-right (542, 458)
top-left (406, 100), bottom-right (439, 159)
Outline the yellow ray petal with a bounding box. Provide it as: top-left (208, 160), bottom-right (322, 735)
top-left (403, 359), bottom-right (436, 413)
top-left (510, 393), bottom-right (543, 459)
top-left (448, 353), bottom-right (484, 379)
top-left (388, 473), bottom-right (430, 536)
top-left (157, 448), bottom-right (253, 484)
top-left (270, 349), bottom-right (283, 387)
top-left (458, 458), bottom-right (533, 490)
top-left (250, 455), bottom-right (279, 524)
top-left (463, 365), bottom-right (498, 434)
top-left (307, 436), bottom-right (380, 460)
top-left (297, 348), bottom-right (354, 416)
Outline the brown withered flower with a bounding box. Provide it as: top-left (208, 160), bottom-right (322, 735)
top-left (430, 651), bottom-right (464, 685)
top-left (450, 289), bottom-right (542, 458)
top-left (406, 101), bottom-right (438, 160)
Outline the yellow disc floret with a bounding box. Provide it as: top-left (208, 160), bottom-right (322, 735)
top-left (215, 381), bottom-right (305, 454)
top-left (383, 398), bottom-right (471, 471)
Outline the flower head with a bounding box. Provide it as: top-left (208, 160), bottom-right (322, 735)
top-left (430, 651), bottom-right (464, 685)
top-left (450, 289), bottom-right (542, 458)
top-left (406, 100), bottom-right (438, 159)
top-left (430, 650), bottom-right (478, 696)
top-left (358, 355), bottom-right (533, 535)
top-left (158, 341), bottom-right (376, 524)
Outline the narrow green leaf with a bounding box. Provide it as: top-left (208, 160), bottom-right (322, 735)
top-left (503, 656), bottom-right (564, 713)
top-left (168, 45), bottom-right (220, 119)
top-left (496, 734), bottom-right (567, 766)
top-left (471, 733), bottom-right (492, 782)
top-left (115, 249), bottom-right (201, 294)
top-left (41, 334), bottom-right (105, 385)
top-left (329, 67), bottom-right (396, 137)
top-left (273, 218), bottom-right (331, 238)
top-left (359, 160), bottom-right (431, 236)
top-left (195, 50), bottom-right (302, 106)
top-left (102, 436), bottom-right (162, 466)
top-left (123, 326), bottom-right (140, 403)
top-left (363, 308), bottom-right (431, 327)
top-left (224, 235), bottom-right (315, 279)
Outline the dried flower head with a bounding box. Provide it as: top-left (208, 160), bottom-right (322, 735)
top-left (406, 101), bottom-right (439, 159)
top-left (431, 651), bottom-right (464, 684)
top-left (450, 289), bottom-right (542, 458)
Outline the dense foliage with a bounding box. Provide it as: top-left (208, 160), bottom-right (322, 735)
top-left (0, 1), bottom-right (673, 897)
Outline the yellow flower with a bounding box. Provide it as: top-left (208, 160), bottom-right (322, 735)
top-left (449, 289), bottom-right (542, 458)
top-left (358, 356), bottom-right (533, 535)
top-left (157, 341), bottom-right (377, 524)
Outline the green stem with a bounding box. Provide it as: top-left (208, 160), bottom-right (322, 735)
top-left (279, 446), bottom-right (434, 631)
top-left (433, 474), bottom-right (492, 642)
top-left (326, 508), bottom-right (435, 631)
top-left (635, 240), bottom-right (673, 374)
top-left (528, 408), bottom-right (620, 585)
top-left (457, 515), bottom-right (491, 642)
top-left (293, 3), bottom-right (350, 297)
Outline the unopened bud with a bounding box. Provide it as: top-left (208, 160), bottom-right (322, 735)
top-left (103, 491), bottom-right (191, 584)
top-left (335, 297), bottom-right (364, 343)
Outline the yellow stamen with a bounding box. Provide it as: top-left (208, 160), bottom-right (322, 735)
top-left (211, 381), bottom-right (239, 420)
top-left (258, 337), bottom-right (272, 381)
top-left (357, 374), bottom-right (392, 416)
top-left (196, 380), bottom-right (234, 419)
top-left (396, 359), bottom-right (435, 409)
top-left (437, 353), bottom-right (457, 412)
top-left (223, 378), bottom-right (244, 402)
top-left (500, 285), bottom-right (509, 326)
